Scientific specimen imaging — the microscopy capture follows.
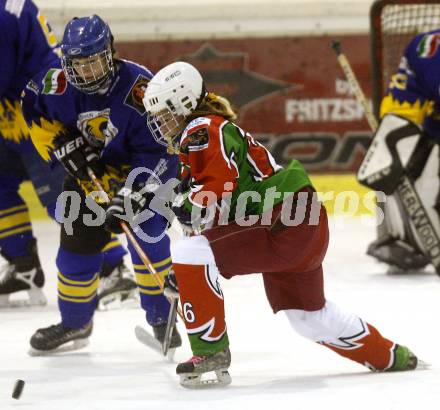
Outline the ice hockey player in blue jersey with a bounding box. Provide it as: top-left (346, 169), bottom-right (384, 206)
top-left (359, 29), bottom-right (440, 273)
top-left (0, 0), bottom-right (133, 308)
top-left (22, 14), bottom-right (181, 353)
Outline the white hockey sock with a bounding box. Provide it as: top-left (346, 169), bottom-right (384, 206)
top-left (284, 300), bottom-right (365, 344)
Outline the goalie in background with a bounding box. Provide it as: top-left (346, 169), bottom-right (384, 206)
top-left (143, 61), bottom-right (418, 388)
top-left (0, 0), bottom-right (134, 309)
top-left (361, 29), bottom-right (440, 273)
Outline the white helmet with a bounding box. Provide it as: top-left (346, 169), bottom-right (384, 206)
top-left (143, 62), bottom-right (205, 152)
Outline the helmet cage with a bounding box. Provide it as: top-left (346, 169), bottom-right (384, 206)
top-left (61, 48), bottom-right (114, 93)
top-left (147, 107), bottom-right (185, 154)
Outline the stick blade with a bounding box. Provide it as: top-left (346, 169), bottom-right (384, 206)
top-left (135, 325), bottom-right (176, 361)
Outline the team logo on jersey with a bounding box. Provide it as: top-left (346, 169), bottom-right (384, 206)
top-left (417, 33), bottom-right (440, 58)
top-left (124, 74), bottom-right (150, 115)
top-left (42, 69), bottom-right (67, 95)
top-left (180, 127), bottom-right (210, 154)
top-left (77, 109), bottom-right (118, 147)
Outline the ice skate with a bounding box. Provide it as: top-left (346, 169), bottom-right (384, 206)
top-left (29, 320), bottom-right (93, 356)
top-left (386, 345), bottom-right (418, 372)
top-left (176, 347), bottom-right (232, 388)
top-left (0, 240), bottom-right (46, 308)
top-left (135, 321), bottom-right (182, 359)
top-left (97, 261), bottom-right (138, 310)
top-left (153, 321), bottom-right (182, 349)
top-left (367, 235), bottom-right (429, 271)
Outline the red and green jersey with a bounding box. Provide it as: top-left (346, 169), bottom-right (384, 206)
top-left (179, 115), bottom-right (312, 221)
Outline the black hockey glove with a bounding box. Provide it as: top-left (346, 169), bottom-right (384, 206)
top-left (164, 270), bottom-right (179, 300)
top-left (53, 130), bottom-right (103, 181)
top-left (169, 174), bottom-right (194, 229)
top-left (105, 186), bottom-right (150, 234)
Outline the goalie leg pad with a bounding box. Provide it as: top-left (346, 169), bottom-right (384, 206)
top-left (358, 114), bottom-right (422, 194)
top-left (434, 148), bottom-right (440, 218)
top-left (368, 139), bottom-right (439, 269)
top-left (405, 132), bottom-right (435, 181)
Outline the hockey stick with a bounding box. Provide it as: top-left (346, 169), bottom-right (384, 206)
top-left (87, 168), bottom-right (184, 318)
top-left (331, 41), bottom-right (440, 275)
top-left (163, 297), bottom-right (179, 356)
top-left (331, 42), bottom-right (378, 131)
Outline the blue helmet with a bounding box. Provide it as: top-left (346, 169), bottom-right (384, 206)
top-left (60, 15), bottom-right (114, 93)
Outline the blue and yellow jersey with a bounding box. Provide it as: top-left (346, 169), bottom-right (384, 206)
top-left (380, 29), bottom-right (440, 141)
top-left (0, 0), bottom-right (59, 147)
top-left (21, 59), bottom-right (178, 195)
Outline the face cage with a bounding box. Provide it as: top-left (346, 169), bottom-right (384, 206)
top-left (62, 49), bottom-right (114, 94)
top-left (147, 109), bottom-right (185, 154)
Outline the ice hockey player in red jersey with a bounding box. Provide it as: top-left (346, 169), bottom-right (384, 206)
top-left (143, 62), bottom-right (419, 388)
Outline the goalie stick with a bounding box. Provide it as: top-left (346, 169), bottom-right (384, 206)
top-left (331, 41), bottom-right (440, 275)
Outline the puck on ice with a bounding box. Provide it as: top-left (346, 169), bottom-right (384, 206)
top-left (12, 379), bottom-right (25, 399)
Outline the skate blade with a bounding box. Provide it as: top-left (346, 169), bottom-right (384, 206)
top-left (98, 289), bottom-right (139, 311)
top-left (386, 266), bottom-right (426, 275)
top-left (134, 325), bottom-right (176, 361)
top-left (180, 369), bottom-right (232, 389)
top-left (0, 288), bottom-right (47, 308)
top-left (417, 359), bottom-right (431, 370)
top-left (28, 338), bottom-right (90, 357)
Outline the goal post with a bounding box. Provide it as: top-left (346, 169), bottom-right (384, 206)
top-left (370, 0), bottom-right (440, 118)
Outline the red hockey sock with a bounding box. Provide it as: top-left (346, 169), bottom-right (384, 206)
top-left (173, 263), bottom-right (229, 356)
top-left (322, 322), bottom-right (395, 371)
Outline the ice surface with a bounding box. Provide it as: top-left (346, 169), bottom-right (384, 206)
top-left (0, 218), bottom-right (439, 409)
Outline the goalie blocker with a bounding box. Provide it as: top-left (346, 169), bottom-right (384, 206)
top-left (358, 113), bottom-right (440, 274)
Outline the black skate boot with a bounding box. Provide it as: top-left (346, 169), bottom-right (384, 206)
top-left (367, 235), bottom-right (429, 272)
top-left (153, 322), bottom-right (182, 349)
top-left (29, 320), bottom-right (93, 355)
top-left (176, 348), bottom-right (232, 388)
top-left (97, 261), bottom-right (138, 310)
top-left (0, 239), bottom-right (46, 307)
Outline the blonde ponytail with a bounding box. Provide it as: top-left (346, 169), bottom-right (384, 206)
top-left (187, 92), bottom-right (237, 121)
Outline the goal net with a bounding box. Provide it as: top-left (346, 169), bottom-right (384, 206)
top-left (370, 0), bottom-right (440, 117)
